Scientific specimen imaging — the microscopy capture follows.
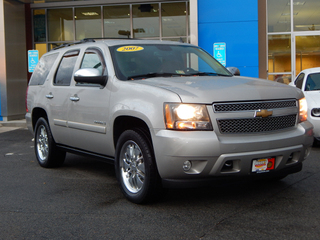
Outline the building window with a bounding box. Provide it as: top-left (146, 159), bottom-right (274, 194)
top-left (32, 1), bottom-right (189, 57)
top-left (132, 4), bottom-right (160, 38)
top-left (75, 7), bottom-right (102, 40)
top-left (33, 9), bottom-right (46, 42)
top-left (293, 0), bottom-right (320, 32)
top-left (268, 34), bottom-right (291, 73)
top-left (162, 2), bottom-right (188, 38)
top-left (48, 8), bottom-right (74, 41)
top-left (104, 5), bottom-right (131, 38)
top-left (267, 0), bottom-right (320, 83)
top-left (267, 0), bottom-right (291, 33)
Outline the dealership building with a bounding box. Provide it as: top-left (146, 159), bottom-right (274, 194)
top-left (0, 0), bottom-right (319, 121)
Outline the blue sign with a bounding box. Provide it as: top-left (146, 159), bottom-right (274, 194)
top-left (28, 50), bottom-right (39, 73)
top-left (213, 42), bottom-right (226, 66)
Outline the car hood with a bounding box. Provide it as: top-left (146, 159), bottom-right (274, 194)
top-left (304, 91), bottom-right (320, 107)
top-left (135, 76), bottom-right (304, 103)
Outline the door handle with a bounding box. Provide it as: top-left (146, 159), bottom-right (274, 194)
top-left (70, 95), bottom-right (80, 102)
top-left (46, 93), bottom-right (54, 99)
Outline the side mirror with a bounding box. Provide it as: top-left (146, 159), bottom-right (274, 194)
top-left (74, 68), bottom-right (107, 86)
top-left (227, 67), bottom-right (240, 76)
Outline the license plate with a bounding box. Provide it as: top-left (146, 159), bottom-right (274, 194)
top-left (252, 158), bottom-right (275, 173)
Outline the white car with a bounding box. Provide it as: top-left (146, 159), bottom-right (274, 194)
top-left (291, 67), bottom-right (320, 142)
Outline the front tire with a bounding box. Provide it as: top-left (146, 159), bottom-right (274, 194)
top-left (115, 129), bottom-right (161, 204)
top-left (34, 117), bottom-right (66, 168)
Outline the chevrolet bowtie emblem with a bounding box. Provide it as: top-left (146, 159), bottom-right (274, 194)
top-left (255, 109), bottom-right (273, 118)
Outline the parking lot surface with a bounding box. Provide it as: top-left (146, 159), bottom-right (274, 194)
top-left (0, 127), bottom-right (320, 239)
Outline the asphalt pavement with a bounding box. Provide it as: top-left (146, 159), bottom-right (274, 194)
top-left (0, 125), bottom-right (320, 239)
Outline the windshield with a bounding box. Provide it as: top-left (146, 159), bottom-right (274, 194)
top-left (110, 44), bottom-right (232, 80)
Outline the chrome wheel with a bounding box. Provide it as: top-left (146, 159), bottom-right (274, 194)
top-left (116, 129), bottom-right (162, 203)
top-left (36, 125), bottom-right (49, 162)
top-left (119, 140), bottom-right (145, 193)
top-left (34, 117), bottom-right (66, 168)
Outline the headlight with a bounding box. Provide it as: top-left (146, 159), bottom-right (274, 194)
top-left (164, 103), bottom-right (213, 130)
top-left (311, 108), bottom-right (320, 117)
top-left (299, 98), bottom-right (307, 122)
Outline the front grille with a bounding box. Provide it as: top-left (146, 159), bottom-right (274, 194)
top-left (217, 114), bottom-right (297, 134)
top-left (214, 99), bottom-right (296, 112)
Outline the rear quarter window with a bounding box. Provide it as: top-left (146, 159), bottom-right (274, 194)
top-left (29, 53), bottom-right (59, 85)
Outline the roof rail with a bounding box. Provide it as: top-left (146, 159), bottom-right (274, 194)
top-left (51, 38), bottom-right (96, 51)
top-left (50, 37), bottom-right (143, 51)
top-left (82, 37), bottom-right (139, 41)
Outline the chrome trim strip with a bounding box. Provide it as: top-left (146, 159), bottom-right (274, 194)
top-left (53, 119), bottom-right (67, 127)
top-left (67, 121), bottom-right (106, 134)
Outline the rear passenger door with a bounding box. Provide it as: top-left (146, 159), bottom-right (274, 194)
top-left (48, 50), bottom-right (80, 145)
top-left (67, 47), bottom-right (112, 155)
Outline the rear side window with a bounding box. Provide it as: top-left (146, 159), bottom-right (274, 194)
top-left (54, 50), bottom-right (79, 86)
top-left (29, 53), bottom-right (59, 86)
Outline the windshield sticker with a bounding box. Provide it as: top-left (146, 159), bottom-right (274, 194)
top-left (117, 46), bottom-right (144, 52)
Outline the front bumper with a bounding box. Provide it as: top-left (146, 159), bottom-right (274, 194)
top-left (309, 117), bottom-right (320, 139)
top-left (161, 162), bottom-right (303, 188)
top-left (152, 121), bottom-right (313, 186)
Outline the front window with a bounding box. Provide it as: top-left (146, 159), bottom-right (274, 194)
top-left (80, 48), bottom-right (105, 75)
top-left (305, 73), bottom-right (320, 91)
top-left (110, 44), bottom-right (232, 80)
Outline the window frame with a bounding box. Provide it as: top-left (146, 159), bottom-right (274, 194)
top-left (75, 47), bottom-right (107, 88)
top-left (295, 73), bottom-right (305, 89)
top-left (54, 49), bottom-right (80, 86)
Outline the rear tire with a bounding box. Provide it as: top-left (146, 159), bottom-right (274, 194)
top-left (115, 129), bottom-right (162, 204)
top-left (34, 117), bottom-right (66, 168)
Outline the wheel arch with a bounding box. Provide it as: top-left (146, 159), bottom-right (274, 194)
top-left (113, 116), bottom-right (153, 150)
top-left (31, 108), bottom-right (48, 131)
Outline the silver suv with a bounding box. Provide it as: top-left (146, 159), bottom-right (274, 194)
top-left (26, 39), bottom-right (313, 203)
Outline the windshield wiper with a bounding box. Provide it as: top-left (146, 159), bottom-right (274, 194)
top-left (183, 72), bottom-right (231, 77)
top-left (127, 72), bottom-right (232, 80)
top-left (127, 72), bottom-right (179, 80)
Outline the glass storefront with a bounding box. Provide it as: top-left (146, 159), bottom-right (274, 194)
top-left (32, 2), bottom-right (189, 57)
top-left (48, 8), bottom-right (74, 42)
top-left (295, 35), bottom-right (320, 73)
top-left (104, 5), bottom-right (131, 38)
top-left (268, 0), bottom-right (320, 83)
top-left (75, 7), bottom-right (102, 40)
top-left (132, 4), bottom-right (160, 38)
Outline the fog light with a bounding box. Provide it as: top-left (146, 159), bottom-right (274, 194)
top-left (304, 147), bottom-right (311, 159)
top-left (224, 160), bottom-right (233, 168)
top-left (183, 161), bottom-right (192, 171)
top-left (311, 108), bottom-right (320, 117)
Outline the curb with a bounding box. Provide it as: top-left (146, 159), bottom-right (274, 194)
top-left (0, 120), bottom-right (27, 128)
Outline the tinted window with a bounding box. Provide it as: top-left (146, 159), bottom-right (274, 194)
top-left (29, 53), bottom-right (59, 85)
top-left (54, 50), bottom-right (79, 86)
top-left (305, 73), bottom-right (320, 91)
top-left (110, 44), bottom-right (232, 80)
top-left (295, 73), bottom-right (305, 89)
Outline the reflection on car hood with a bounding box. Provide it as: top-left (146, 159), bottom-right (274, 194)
top-left (135, 76), bottom-right (304, 103)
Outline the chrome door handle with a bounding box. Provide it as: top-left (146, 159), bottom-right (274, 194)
top-left (46, 93), bottom-right (54, 99)
top-left (70, 95), bottom-right (80, 102)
